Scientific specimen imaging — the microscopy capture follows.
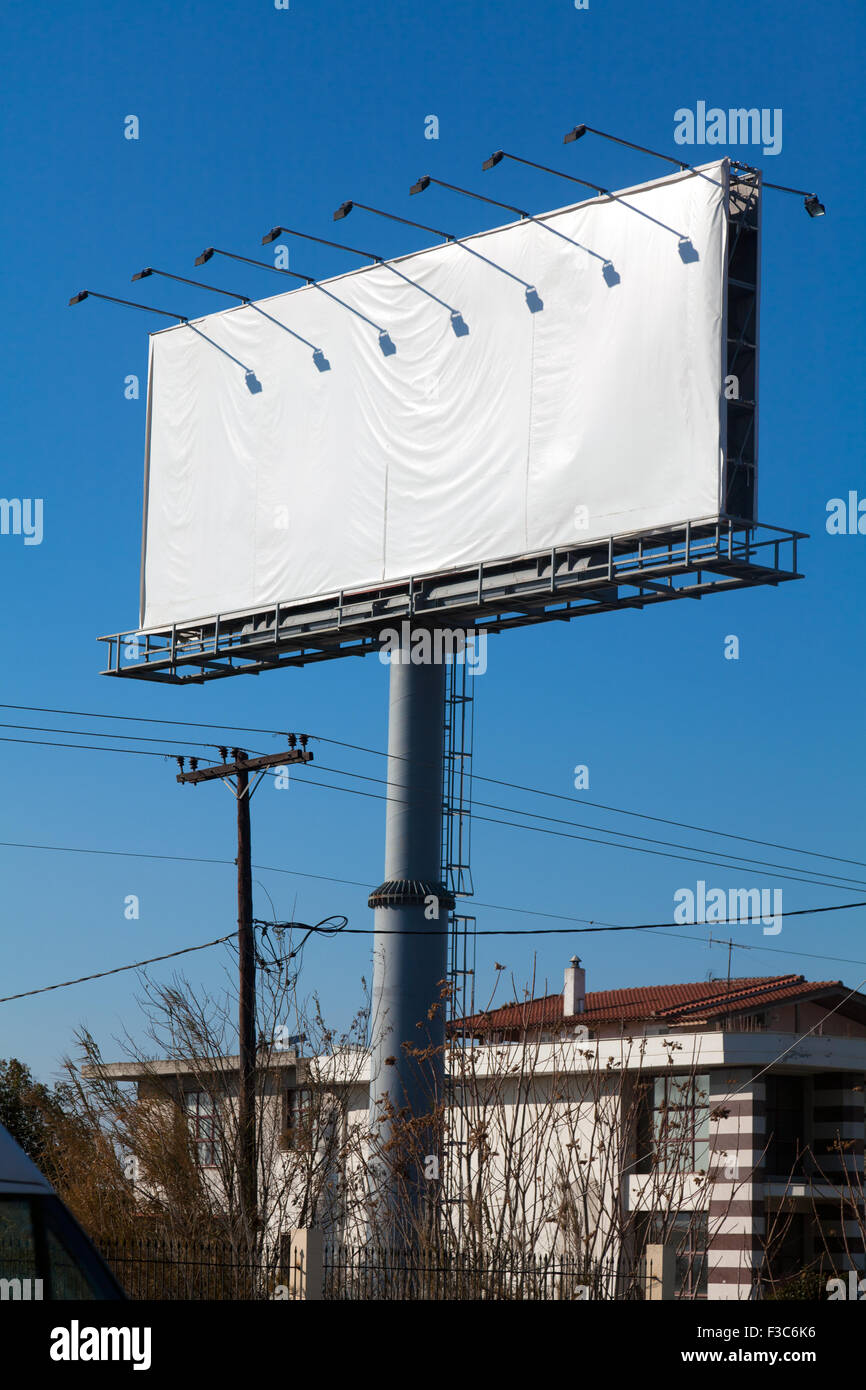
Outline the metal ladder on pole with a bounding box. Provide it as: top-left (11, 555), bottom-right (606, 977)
top-left (441, 653), bottom-right (476, 1034)
top-left (440, 653), bottom-right (477, 1219)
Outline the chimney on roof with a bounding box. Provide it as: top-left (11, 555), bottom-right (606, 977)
top-left (564, 956), bottom-right (586, 1016)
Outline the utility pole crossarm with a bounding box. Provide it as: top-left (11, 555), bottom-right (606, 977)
top-left (176, 747), bottom-right (313, 784)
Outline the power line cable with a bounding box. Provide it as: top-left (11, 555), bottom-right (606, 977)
top-left (2, 903), bottom-right (864, 1009)
top-left (1, 723), bottom-right (856, 891)
top-left (646, 932), bottom-right (866, 970)
top-left (308, 732), bottom-right (866, 872)
top-left (308, 761), bottom-right (866, 891)
top-left (290, 899), bottom-right (866, 936)
top-left (284, 771), bottom-right (866, 893)
top-left (1, 701), bottom-right (861, 872)
top-left (0, 734), bottom-right (218, 761)
top-left (8, 716), bottom-right (858, 890)
top-left (1, 833), bottom-right (864, 936)
top-left (0, 934), bottom-right (237, 1004)
top-left (0, 720), bottom-right (227, 752)
top-left (0, 838), bottom-right (372, 887)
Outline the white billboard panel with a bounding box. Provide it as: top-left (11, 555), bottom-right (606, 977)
top-left (140, 160), bottom-right (729, 629)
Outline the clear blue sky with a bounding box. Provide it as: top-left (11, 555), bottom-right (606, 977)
top-left (1, 0), bottom-right (863, 1083)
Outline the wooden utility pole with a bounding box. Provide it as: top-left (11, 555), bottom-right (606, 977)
top-left (235, 759), bottom-right (256, 1227)
top-left (176, 740), bottom-right (313, 1233)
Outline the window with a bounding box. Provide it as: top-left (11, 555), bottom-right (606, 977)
top-left (638, 1073), bottom-right (710, 1173)
top-left (762, 1212), bottom-right (808, 1283)
top-left (759, 1201), bottom-right (845, 1295)
top-left (45, 1223), bottom-right (97, 1300)
top-left (0, 1197), bottom-right (38, 1288)
top-left (0, 1195), bottom-right (124, 1300)
top-left (731, 1012), bottom-right (767, 1033)
top-left (765, 1075), bottom-right (808, 1177)
top-left (645, 1212), bottom-right (708, 1299)
top-left (185, 1091), bottom-right (221, 1167)
top-left (281, 1087), bottom-right (313, 1150)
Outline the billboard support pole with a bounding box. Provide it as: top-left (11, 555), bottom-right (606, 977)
top-left (367, 628), bottom-right (454, 1243)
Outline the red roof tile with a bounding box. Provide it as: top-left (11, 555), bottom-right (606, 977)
top-left (454, 975), bottom-right (854, 1033)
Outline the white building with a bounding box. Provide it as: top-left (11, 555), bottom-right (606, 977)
top-left (89, 964), bottom-right (866, 1300)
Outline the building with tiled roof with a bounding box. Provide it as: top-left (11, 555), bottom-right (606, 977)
top-left (446, 959), bottom-right (866, 1299)
top-left (453, 966), bottom-right (866, 1040)
top-left (91, 960), bottom-right (866, 1301)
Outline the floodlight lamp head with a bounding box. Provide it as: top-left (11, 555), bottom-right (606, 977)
top-left (68, 291), bottom-right (88, 305)
top-left (261, 227), bottom-right (283, 245)
top-left (482, 150), bottom-right (505, 171)
top-left (333, 201), bottom-right (353, 221)
top-left (131, 268), bottom-right (153, 281)
top-left (804, 194), bottom-right (826, 218)
top-left (410, 176), bottom-right (431, 196)
top-left (194, 248), bottom-right (215, 266)
top-left (563, 124), bottom-right (587, 144)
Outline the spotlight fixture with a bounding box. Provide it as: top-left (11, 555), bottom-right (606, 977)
top-left (749, 176), bottom-right (827, 214)
top-left (194, 247), bottom-right (314, 284)
top-left (327, 204), bottom-right (464, 323)
top-left (131, 267), bottom-right (249, 303)
top-left (261, 225), bottom-right (382, 261)
top-left (67, 289), bottom-right (188, 321)
top-left (564, 122), bottom-right (683, 164)
top-left (409, 174), bottom-right (529, 219)
top-left (565, 122), bottom-right (826, 214)
top-left (481, 148), bottom-right (606, 198)
top-left (331, 199), bottom-right (455, 240)
top-left (198, 244), bottom-right (388, 346)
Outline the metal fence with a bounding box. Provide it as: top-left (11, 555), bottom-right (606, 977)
top-left (97, 1238), bottom-right (282, 1301)
top-left (92, 1237), bottom-right (628, 1301)
top-left (322, 1244), bottom-right (624, 1301)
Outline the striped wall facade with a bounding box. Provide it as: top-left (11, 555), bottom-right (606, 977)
top-left (704, 1068), bottom-right (865, 1299)
top-left (706, 1069), bottom-right (765, 1300)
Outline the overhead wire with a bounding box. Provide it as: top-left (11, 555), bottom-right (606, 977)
top-left (0, 702), bottom-right (861, 871)
top-left (0, 933), bottom-right (237, 1004)
top-left (0, 722), bottom-right (859, 891)
top-left (2, 901), bottom-right (864, 1009)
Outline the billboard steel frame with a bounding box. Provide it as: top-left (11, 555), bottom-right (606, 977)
top-left (724, 166), bottom-right (760, 521)
top-left (99, 516), bottom-right (805, 684)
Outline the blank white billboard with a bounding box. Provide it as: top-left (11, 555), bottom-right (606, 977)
top-left (140, 160), bottom-right (729, 629)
